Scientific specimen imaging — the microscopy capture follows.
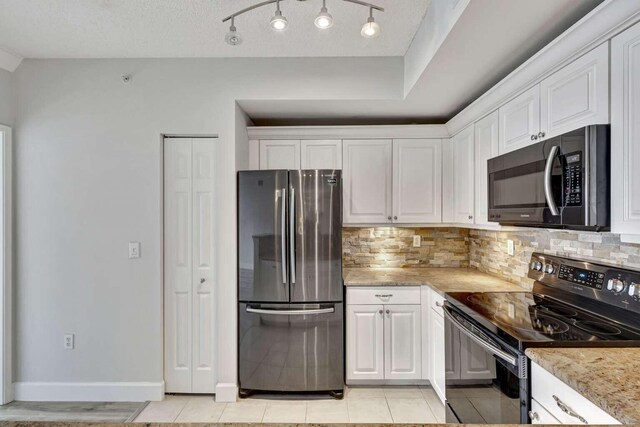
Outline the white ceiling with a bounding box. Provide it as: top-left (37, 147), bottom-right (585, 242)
top-left (0, 0), bottom-right (429, 58)
top-left (240, 0), bottom-right (604, 124)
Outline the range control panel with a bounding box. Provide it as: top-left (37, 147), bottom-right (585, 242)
top-left (528, 253), bottom-right (640, 314)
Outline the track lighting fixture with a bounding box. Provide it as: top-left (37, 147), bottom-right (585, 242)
top-left (222, 0), bottom-right (384, 45)
top-left (361, 7), bottom-right (380, 38)
top-left (225, 17), bottom-right (243, 46)
top-left (314, 0), bottom-right (334, 29)
top-left (270, 0), bottom-right (288, 31)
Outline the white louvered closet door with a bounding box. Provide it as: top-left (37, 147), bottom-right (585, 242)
top-left (164, 138), bottom-right (216, 394)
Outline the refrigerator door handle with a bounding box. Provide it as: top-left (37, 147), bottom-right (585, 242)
top-left (280, 187), bottom-right (287, 284)
top-left (289, 185), bottom-right (296, 284)
top-left (246, 306), bottom-right (334, 316)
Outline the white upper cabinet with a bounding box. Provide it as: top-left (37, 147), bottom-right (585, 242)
top-left (259, 140), bottom-right (300, 170)
top-left (540, 43), bottom-right (609, 139)
top-left (474, 111), bottom-right (499, 225)
top-left (612, 21), bottom-right (640, 237)
top-left (343, 140), bottom-right (393, 224)
top-left (451, 125), bottom-right (475, 224)
top-left (300, 140), bottom-right (342, 169)
top-left (499, 85), bottom-right (541, 154)
top-left (393, 139), bottom-right (442, 223)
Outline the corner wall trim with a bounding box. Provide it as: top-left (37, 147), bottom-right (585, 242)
top-left (215, 382), bottom-right (238, 402)
top-left (13, 381), bottom-right (165, 402)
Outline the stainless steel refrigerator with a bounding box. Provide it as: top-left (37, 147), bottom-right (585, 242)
top-left (237, 170), bottom-right (344, 398)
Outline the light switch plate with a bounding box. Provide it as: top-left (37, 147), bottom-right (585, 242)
top-left (129, 242), bottom-right (141, 259)
top-left (507, 240), bottom-right (515, 256)
top-left (412, 235), bottom-right (421, 248)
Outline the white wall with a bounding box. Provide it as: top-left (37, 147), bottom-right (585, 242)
top-left (0, 69), bottom-right (15, 127)
top-left (12, 57), bottom-right (401, 398)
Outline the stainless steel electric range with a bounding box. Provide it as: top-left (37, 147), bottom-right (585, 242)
top-left (443, 252), bottom-right (640, 424)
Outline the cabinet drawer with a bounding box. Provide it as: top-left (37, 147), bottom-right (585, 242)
top-left (347, 287), bottom-right (420, 305)
top-left (530, 398), bottom-right (560, 424)
top-left (531, 361), bottom-right (620, 424)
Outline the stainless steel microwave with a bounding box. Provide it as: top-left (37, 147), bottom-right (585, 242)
top-left (488, 125), bottom-right (610, 230)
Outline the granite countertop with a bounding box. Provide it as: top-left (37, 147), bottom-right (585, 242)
top-left (343, 267), bottom-right (524, 295)
top-left (526, 347), bottom-right (640, 424)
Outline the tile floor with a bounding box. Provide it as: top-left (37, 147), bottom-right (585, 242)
top-left (0, 401), bottom-right (147, 422)
top-left (133, 386), bottom-right (446, 424)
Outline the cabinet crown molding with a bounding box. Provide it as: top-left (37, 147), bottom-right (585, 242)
top-left (247, 125), bottom-right (450, 140)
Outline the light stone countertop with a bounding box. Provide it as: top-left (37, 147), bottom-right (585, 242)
top-left (343, 267), bottom-right (524, 295)
top-left (526, 347), bottom-right (640, 424)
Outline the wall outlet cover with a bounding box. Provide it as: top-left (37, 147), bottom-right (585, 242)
top-left (507, 240), bottom-right (515, 256)
top-left (64, 334), bottom-right (74, 350)
top-left (412, 235), bottom-right (421, 248)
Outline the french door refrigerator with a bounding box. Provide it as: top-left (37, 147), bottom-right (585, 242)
top-left (238, 170), bottom-right (344, 398)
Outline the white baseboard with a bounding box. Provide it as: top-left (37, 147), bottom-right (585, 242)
top-left (13, 381), bottom-right (165, 402)
top-left (215, 382), bottom-right (237, 402)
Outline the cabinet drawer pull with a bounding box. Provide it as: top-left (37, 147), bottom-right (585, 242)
top-left (529, 411), bottom-right (539, 421)
top-left (435, 301), bottom-right (444, 307)
top-left (553, 395), bottom-right (588, 424)
top-left (375, 294), bottom-right (393, 298)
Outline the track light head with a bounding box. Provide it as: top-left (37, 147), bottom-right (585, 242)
top-left (361, 8), bottom-right (380, 38)
top-left (270, 1), bottom-right (288, 31)
top-left (314, 5), bottom-right (333, 29)
top-left (225, 19), bottom-right (243, 45)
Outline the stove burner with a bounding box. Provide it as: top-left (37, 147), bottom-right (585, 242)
top-left (575, 320), bottom-right (622, 336)
top-left (535, 304), bottom-right (578, 318)
top-left (531, 314), bottom-right (570, 335)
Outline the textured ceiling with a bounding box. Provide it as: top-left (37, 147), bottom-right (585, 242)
top-left (0, 0), bottom-right (429, 58)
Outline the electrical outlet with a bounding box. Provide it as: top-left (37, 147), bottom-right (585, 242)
top-left (412, 235), bottom-right (421, 248)
top-left (507, 303), bottom-right (516, 319)
top-left (507, 239), bottom-right (515, 256)
top-left (129, 242), bottom-right (141, 259)
top-left (64, 334), bottom-right (74, 350)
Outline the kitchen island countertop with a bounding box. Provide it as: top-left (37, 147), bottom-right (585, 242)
top-left (343, 267), bottom-right (525, 295)
top-left (526, 347), bottom-right (640, 424)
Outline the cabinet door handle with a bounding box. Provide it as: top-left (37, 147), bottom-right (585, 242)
top-left (378, 309), bottom-right (383, 315)
top-left (529, 411), bottom-right (539, 421)
top-left (375, 294), bottom-right (393, 298)
top-left (538, 131), bottom-right (546, 138)
top-left (435, 301), bottom-right (444, 307)
top-left (387, 216), bottom-right (392, 221)
top-left (553, 395), bottom-right (588, 424)
top-left (393, 216), bottom-right (398, 220)
top-left (531, 134), bottom-right (538, 141)
top-left (385, 309), bottom-right (390, 314)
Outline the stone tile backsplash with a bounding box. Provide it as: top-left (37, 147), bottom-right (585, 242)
top-left (469, 229), bottom-right (640, 289)
top-left (343, 226), bottom-right (640, 291)
top-left (342, 227), bottom-right (470, 268)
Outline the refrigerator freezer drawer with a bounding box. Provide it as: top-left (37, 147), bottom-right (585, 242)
top-left (238, 303), bottom-right (344, 392)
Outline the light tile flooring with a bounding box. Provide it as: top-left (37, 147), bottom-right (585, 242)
top-left (134, 386), bottom-right (446, 424)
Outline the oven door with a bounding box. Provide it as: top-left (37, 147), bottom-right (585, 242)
top-left (443, 304), bottom-right (528, 424)
top-left (488, 138), bottom-right (564, 227)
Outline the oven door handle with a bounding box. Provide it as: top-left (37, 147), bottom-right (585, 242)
top-left (443, 305), bottom-right (518, 367)
top-left (544, 145), bottom-right (561, 216)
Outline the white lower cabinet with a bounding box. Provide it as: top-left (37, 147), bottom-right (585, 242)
top-left (531, 361), bottom-right (620, 424)
top-left (346, 287), bottom-right (421, 383)
top-left (347, 304), bottom-right (385, 380)
top-left (430, 307), bottom-right (448, 402)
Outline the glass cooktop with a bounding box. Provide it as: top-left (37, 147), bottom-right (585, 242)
top-left (445, 291), bottom-right (640, 349)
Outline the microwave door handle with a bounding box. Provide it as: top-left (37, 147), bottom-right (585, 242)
top-left (544, 145), bottom-right (561, 216)
top-left (443, 305), bottom-right (517, 367)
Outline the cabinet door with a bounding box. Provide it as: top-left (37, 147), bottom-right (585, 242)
top-left (451, 125), bottom-right (475, 224)
top-left (430, 310), bottom-right (447, 403)
top-left (420, 287), bottom-right (431, 381)
top-left (343, 140), bottom-right (393, 224)
top-left (384, 304), bottom-right (421, 380)
top-left (392, 139), bottom-right (442, 223)
top-left (540, 43), bottom-right (609, 140)
top-left (474, 111), bottom-right (499, 225)
top-left (259, 140), bottom-right (300, 170)
top-left (499, 85), bottom-right (541, 154)
top-left (612, 21), bottom-right (640, 236)
top-left (347, 304), bottom-right (384, 381)
top-left (459, 334), bottom-right (496, 380)
top-left (301, 140), bottom-right (342, 169)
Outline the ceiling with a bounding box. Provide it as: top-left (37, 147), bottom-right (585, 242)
top-left (0, 0), bottom-right (429, 58)
top-left (240, 0), bottom-right (604, 125)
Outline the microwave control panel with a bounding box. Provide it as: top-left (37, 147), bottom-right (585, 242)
top-left (564, 152), bottom-right (582, 207)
